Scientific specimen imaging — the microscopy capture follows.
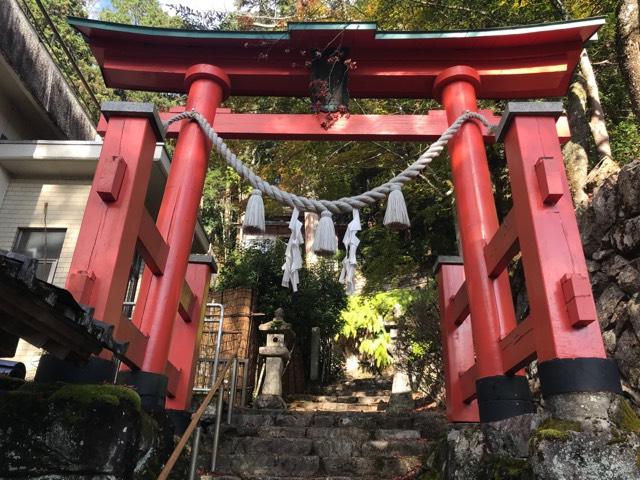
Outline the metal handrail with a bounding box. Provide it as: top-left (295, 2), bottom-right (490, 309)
top-left (157, 348), bottom-right (239, 480)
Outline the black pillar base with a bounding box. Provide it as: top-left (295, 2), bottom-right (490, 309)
top-left (476, 375), bottom-right (535, 422)
top-left (166, 409), bottom-right (192, 435)
top-left (34, 354), bottom-right (117, 384)
top-left (117, 370), bottom-right (168, 411)
top-left (539, 358), bottom-right (622, 398)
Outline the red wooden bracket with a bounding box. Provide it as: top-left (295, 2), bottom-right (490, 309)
top-left (448, 282), bottom-right (470, 327)
top-left (561, 274), bottom-right (597, 328)
top-left (165, 360), bottom-right (181, 398)
top-left (116, 316), bottom-right (149, 369)
top-left (137, 209), bottom-right (168, 275)
top-left (66, 270), bottom-right (95, 305)
top-left (459, 364), bottom-right (477, 403)
top-left (484, 209), bottom-right (520, 279)
top-left (535, 156), bottom-right (564, 205)
top-left (96, 155), bottom-right (126, 203)
top-left (499, 315), bottom-right (536, 375)
top-left (178, 281), bottom-right (196, 323)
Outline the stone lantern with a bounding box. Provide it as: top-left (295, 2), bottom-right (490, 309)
top-left (255, 308), bottom-right (295, 410)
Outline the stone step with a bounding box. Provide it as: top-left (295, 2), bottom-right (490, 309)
top-left (286, 394), bottom-right (390, 405)
top-left (214, 454), bottom-right (421, 479)
top-left (218, 436), bottom-right (430, 458)
top-left (206, 477), bottom-right (374, 480)
top-left (321, 455), bottom-right (422, 478)
top-left (225, 409), bottom-right (447, 438)
top-left (287, 401), bottom-right (382, 412)
top-left (219, 437), bottom-right (314, 455)
top-left (216, 454), bottom-right (320, 477)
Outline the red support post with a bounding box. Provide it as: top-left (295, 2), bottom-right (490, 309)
top-left (434, 67), bottom-right (533, 422)
top-left (496, 102), bottom-right (621, 398)
top-left (66, 103), bottom-right (163, 355)
top-left (166, 255), bottom-right (215, 411)
top-left (133, 65), bottom-right (230, 375)
top-left (436, 257), bottom-right (479, 423)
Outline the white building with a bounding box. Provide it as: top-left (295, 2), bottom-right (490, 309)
top-left (0, 0), bottom-right (209, 378)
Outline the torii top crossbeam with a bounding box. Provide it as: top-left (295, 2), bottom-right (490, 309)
top-left (69, 17), bottom-right (603, 99)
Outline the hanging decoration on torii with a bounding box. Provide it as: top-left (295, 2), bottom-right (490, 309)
top-left (164, 108), bottom-right (493, 293)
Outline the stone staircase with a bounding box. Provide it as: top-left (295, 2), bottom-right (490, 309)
top-left (196, 378), bottom-right (446, 479)
top-left (286, 377), bottom-right (393, 412)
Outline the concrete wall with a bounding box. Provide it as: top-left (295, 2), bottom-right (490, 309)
top-left (0, 0), bottom-right (96, 140)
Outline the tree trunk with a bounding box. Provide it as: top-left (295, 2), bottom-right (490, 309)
top-left (616, 0), bottom-right (640, 123)
top-left (563, 73), bottom-right (591, 208)
top-left (580, 49), bottom-right (621, 189)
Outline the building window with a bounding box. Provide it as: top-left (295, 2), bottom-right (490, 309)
top-left (12, 228), bottom-right (66, 283)
top-left (122, 251), bottom-right (144, 319)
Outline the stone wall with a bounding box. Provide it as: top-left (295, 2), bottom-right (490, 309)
top-left (579, 160), bottom-right (640, 403)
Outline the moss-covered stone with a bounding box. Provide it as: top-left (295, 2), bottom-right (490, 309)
top-left (50, 383), bottom-right (141, 412)
top-left (618, 400), bottom-right (640, 433)
top-left (532, 418), bottom-right (582, 442)
top-left (0, 381), bottom-right (171, 479)
top-left (482, 454), bottom-right (534, 480)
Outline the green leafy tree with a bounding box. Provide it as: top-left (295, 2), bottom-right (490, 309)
top-left (338, 289), bottom-right (415, 370)
top-left (99, 0), bottom-right (183, 27)
top-left (216, 241), bottom-right (348, 370)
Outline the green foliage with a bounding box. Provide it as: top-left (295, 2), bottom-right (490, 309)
top-left (617, 399), bottom-right (640, 433)
top-left (398, 282), bottom-right (444, 400)
top-left (216, 241), bottom-right (347, 357)
top-left (338, 289), bottom-right (415, 369)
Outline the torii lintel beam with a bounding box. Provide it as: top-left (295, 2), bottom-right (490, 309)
top-left (69, 17), bottom-right (604, 99)
top-left (96, 109), bottom-right (571, 143)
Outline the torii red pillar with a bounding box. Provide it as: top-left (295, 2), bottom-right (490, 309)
top-left (434, 67), bottom-right (534, 422)
top-left (132, 65), bottom-right (230, 377)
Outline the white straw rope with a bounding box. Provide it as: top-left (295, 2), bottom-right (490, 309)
top-left (164, 110), bottom-right (495, 215)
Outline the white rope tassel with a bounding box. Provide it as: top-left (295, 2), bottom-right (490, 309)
top-left (339, 209), bottom-right (361, 295)
top-left (383, 183), bottom-right (410, 230)
top-left (243, 189), bottom-right (265, 233)
top-left (312, 210), bottom-right (338, 256)
top-left (282, 208), bottom-right (304, 292)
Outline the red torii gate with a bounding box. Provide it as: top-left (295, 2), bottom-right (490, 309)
top-left (67, 17), bottom-right (620, 421)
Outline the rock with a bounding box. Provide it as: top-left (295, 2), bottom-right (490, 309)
top-left (592, 177), bottom-right (619, 232)
top-left (589, 271), bottom-right (610, 296)
top-left (444, 426), bottom-right (485, 480)
top-left (603, 329), bottom-right (617, 353)
top-left (617, 160), bottom-right (640, 216)
top-left (592, 249), bottom-right (615, 261)
top-left (627, 295), bottom-right (640, 340)
top-left (610, 215), bottom-right (640, 254)
top-left (617, 264), bottom-right (640, 294)
top-left (254, 394), bottom-right (287, 410)
top-left (597, 284), bottom-right (626, 329)
top-left (544, 392), bottom-right (613, 422)
top-left (602, 254), bottom-right (630, 278)
top-left (531, 426), bottom-right (640, 480)
top-left (615, 328), bottom-right (640, 389)
top-left (481, 414), bottom-right (540, 458)
top-left (579, 207), bottom-right (610, 256)
top-left (441, 400), bottom-right (640, 480)
top-left (586, 259), bottom-right (600, 273)
top-left (0, 383), bottom-right (172, 479)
